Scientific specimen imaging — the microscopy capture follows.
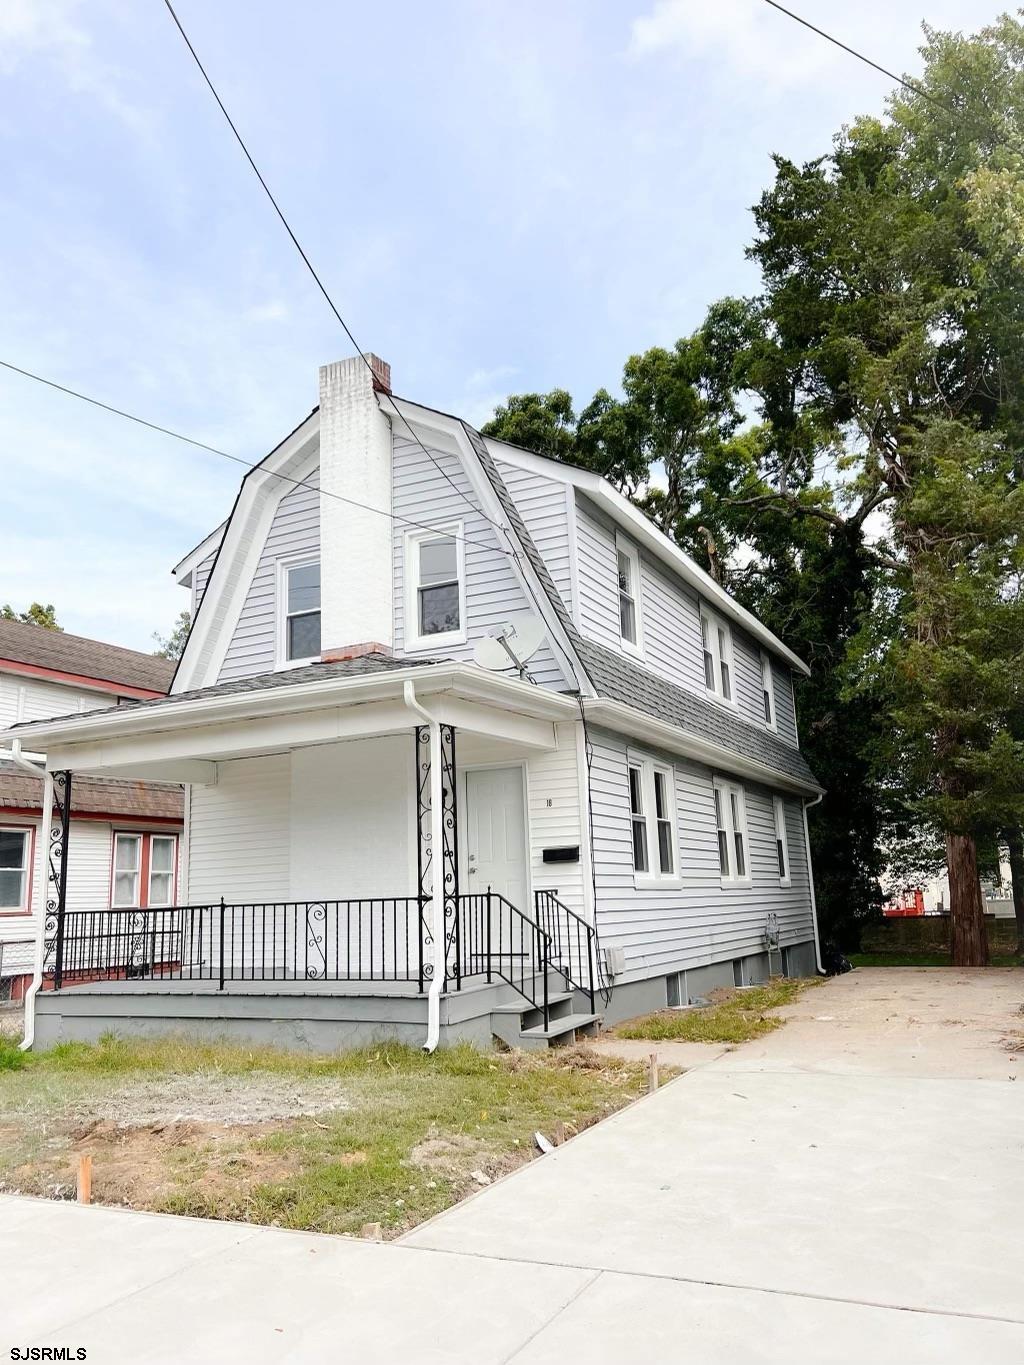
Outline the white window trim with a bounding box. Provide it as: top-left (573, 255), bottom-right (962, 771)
top-left (628, 751), bottom-right (680, 887)
top-left (275, 553), bottom-right (322, 670)
top-left (615, 533), bottom-right (644, 658)
top-left (773, 796), bottom-right (791, 886)
top-left (760, 650), bottom-right (777, 731)
top-left (0, 825), bottom-right (33, 914)
top-left (112, 832), bottom-right (143, 908)
top-left (713, 778), bottom-right (751, 886)
top-left (700, 605), bottom-right (738, 709)
top-left (404, 522), bottom-right (467, 653)
top-left (148, 834), bottom-right (178, 908)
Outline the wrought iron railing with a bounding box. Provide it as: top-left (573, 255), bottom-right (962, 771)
top-left (49, 898), bottom-right (430, 991)
top-left (534, 890), bottom-right (597, 1013)
top-left (456, 891), bottom-right (550, 1029)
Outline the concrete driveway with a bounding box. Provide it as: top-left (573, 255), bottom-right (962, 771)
top-left (3, 968), bottom-right (1023, 1362)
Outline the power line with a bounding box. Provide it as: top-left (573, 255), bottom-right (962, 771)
top-left (0, 357), bottom-right (513, 560)
top-left (160, 0), bottom-right (492, 530)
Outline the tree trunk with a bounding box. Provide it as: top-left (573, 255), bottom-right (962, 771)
top-left (946, 831), bottom-right (988, 966)
top-left (1003, 827), bottom-right (1024, 959)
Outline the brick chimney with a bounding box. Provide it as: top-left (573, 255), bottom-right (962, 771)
top-left (317, 354), bottom-right (394, 657)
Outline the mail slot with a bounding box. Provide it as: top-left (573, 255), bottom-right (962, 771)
top-left (542, 846), bottom-right (580, 864)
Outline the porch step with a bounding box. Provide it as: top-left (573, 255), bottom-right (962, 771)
top-left (518, 1012), bottom-right (601, 1045)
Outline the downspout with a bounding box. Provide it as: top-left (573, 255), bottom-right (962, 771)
top-left (802, 792), bottom-right (826, 975)
top-left (1, 742), bottom-right (52, 1050)
top-left (403, 682), bottom-right (446, 1052)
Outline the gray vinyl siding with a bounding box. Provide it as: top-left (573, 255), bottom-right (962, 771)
top-left (392, 435), bottom-right (567, 688)
top-left (192, 552), bottom-right (217, 617)
top-left (576, 497), bottom-right (621, 647)
top-left (494, 459), bottom-right (574, 619)
top-left (218, 471), bottom-right (320, 683)
top-left (638, 554), bottom-right (706, 694)
top-left (589, 727), bottom-right (814, 982)
top-left (772, 665), bottom-right (799, 745)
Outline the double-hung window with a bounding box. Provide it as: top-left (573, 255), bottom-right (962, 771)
top-left (760, 651), bottom-right (776, 730)
top-left (628, 756), bottom-right (677, 880)
top-left (112, 833), bottom-right (178, 908)
top-left (616, 535), bottom-right (642, 654)
top-left (0, 828), bottom-right (32, 912)
top-left (713, 780), bottom-right (750, 884)
top-left (773, 796), bottom-right (791, 885)
top-left (406, 525), bottom-right (465, 649)
top-left (700, 607), bottom-right (734, 704)
top-left (280, 558), bottom-right (321, 664)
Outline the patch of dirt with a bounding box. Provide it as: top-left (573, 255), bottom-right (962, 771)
top-left (409, 1132), bottom-right (528, 1189)
top-left (65, 1073), bottom-right (351, 1127)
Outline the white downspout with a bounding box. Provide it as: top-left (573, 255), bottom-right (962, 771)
top-left (1, 742), bottom-right (53, 1051)
top-left (403, 682), bottom-right (446, 1052)
top-left (802, 792), bottom-right (826, 975)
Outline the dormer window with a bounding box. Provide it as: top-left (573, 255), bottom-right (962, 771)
top-left (405, 524), bottom-right (466, 650)
top-left (279, 558), bottom-right (321, 665)
top-left (760, 650), bottom-right (776, 730)
top-left (700, 606), bottom-right (734, 704)
top-left (616, 534), bottom-right (642, 655)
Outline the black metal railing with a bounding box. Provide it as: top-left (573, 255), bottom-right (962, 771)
top-left (456, 891), bottom-right (550, 1029)
top-left (50, 898), bottom-right (430, 991)
top-left (534, 889), bottom-right (597, 1013)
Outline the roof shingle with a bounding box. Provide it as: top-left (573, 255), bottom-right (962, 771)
top-left (0, 619), bottom-right (174, 693)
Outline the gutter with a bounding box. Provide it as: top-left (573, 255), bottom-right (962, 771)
top-left (1, 742), bottom-right (50, 1050)
top-left (403, 681), bottom-right (445, 1052)
top-left (802, 792), bottom-right (826, 975)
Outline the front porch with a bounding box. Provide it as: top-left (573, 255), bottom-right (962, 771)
top-left (25, 662), bottom-right (601, 1049)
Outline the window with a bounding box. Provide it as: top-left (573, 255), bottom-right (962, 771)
top-left (760, 651), bottom-right (776, 730)
top-left (406, 526), bottom-right (465, 648)
top-left (628, 756), bottom-right (677, 880)
top-left (773, 796), bottom-right (791, 885)
top-left (112, 833), bottom-right (177, 909)
top-left (280, 559), bottom-right (321, 664)
top-left (0, 828), bottom-right (31, 911)
top-left (615, 536), bottom-right (642, 653)
top-left (700, 607), bottom-right (734, 704)
top-left (713, 780), bottom-right (750, 884)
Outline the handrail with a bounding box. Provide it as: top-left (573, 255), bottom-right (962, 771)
top-left (456, 891), bottom-right (551, 1030)
top-left (534, 890), bottom-right (596, 1013)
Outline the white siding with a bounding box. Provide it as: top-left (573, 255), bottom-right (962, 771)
top-left (639, 556), bottom-right (706, 694)
top-left (188, 754), bottom-right (291, 902)
top-left (495, 461), bottom-right (574, 619)
top-left (392, 435), bottom-right (567, 687)
top-left (588, 728), bottom-right (814, 982)
top-left (0, 672), bottom-right (111, 727)
top-left (193, 551), bottom-right (217, 616)
top-left (576, 498), bottom-right (621, 648)
top-left (526, 723), bottom-right (585, 920)
top-left (218, 472), bottom-right (320, 682)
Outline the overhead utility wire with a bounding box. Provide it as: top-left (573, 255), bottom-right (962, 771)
top-left (0, 358), bottom-right (513, 560)
top-left (160, 0), bottom-right (493, 530)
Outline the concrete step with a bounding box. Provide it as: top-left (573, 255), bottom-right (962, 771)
top-left (488, 991), bottom-right (574, 1019)
top-left (518, 1012), bottom-right (601, 1046)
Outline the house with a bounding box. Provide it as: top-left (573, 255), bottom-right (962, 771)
top-left (0, 620), bottom-right (183, 1002)
top-left (8, 354), bottom-right (823, 1051)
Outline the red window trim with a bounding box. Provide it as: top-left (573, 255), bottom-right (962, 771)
top-left (109, 830), bottom-right (179, 910)
top-left (0, 822), bottom-right (36, 917)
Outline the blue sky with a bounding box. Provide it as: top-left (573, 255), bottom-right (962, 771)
top-left (1, 0), bottom-right (987, 651)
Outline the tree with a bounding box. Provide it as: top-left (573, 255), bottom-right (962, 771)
top-left (0, 603), bottom-right (61, 630)
top-left (153, 610), bottom-right (191, 661)
top-left (482, 390), bottom-right (578, 464)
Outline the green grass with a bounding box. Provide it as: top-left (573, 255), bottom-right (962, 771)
top-left (0, 1035), bottom-right (648, 1236)
top-left (615, 977), bottom-right (818, 1044)
top-left (851, 952), bottom-right (1023, 968)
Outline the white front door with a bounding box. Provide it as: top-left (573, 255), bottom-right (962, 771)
top-left (465, 766), bottom-right (528, 910)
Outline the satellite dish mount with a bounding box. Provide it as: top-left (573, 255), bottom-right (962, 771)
top-left (473, 613), bottom-right (547, 683)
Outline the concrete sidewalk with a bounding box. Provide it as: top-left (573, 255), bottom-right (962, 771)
top-left (3, 969), bottom-right (1023, 1362)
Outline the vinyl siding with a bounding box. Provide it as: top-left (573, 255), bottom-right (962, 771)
top-left (588, 727), bottom-right (814, 982)
top-left (188, 754), bottom-right (291, 902)
top-left (193, 552), bottom-right (217, 616)
top-left (575, 497), bottom-right (621, 648)
top-left (392, 435), bottom-right (567, 688)
top-left (0, 673), bottom-right (112, 727)
top-left (526, 723), bottom-right (585, 920)
top-left (218, 472), bottom-right (320, 683)
top-left (494, 461), bottom-right (574, 620)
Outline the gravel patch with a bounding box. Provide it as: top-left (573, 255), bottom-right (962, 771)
top-left (66, 1074), bottom-right (351, 1127)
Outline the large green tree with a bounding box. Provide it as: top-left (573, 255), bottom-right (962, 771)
top-left (0, 603), bottom-right (61, 630)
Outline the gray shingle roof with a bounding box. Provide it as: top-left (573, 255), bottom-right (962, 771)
top-left (0, 761), bottom-right (183, 820)
top-left (0, 619), bottom-right (174, 693)
top-left (465, 422), bottom-right (821, 790)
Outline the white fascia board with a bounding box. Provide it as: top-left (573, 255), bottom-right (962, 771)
top-left (171, 522), bottom-right (227, 586)
top-left (584, 698), bottom-right (824, 797)
top-left (388, 398), bottom-right (595, 697)
top-left (8, 663), bottom-right (580, 754)
top-left (488, 437), bottom-right (810, 677)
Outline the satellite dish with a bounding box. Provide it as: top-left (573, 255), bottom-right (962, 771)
top-left (473, 613), bottom-right (547, 680)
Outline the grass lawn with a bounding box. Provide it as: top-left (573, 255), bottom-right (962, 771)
top-left (613, 977), bottom-right (819, 1044)
top-left (851, 953), bottom-right (1022, 968)
top-left (0, 1034), bottom-right (648, 1237)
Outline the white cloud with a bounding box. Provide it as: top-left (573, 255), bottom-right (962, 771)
top-left (244, 301), bottom-right (290, 324)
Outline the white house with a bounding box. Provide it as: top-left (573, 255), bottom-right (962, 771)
top-left (9, 354), bottom-right (823, 1051)
top-left (0, 620), bottom-right (183, 1001)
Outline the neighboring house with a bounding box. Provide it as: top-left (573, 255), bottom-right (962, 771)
top-left (10, 354), bottom-right (823, 1050)
top-left (0, 620), bottom-right (183, 1000)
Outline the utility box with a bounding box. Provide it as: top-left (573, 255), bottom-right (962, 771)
top-left (604, 945), bottom-right (626, 978)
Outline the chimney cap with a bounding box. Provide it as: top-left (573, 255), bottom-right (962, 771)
top-left (367, 354), bottom-right (391, 395)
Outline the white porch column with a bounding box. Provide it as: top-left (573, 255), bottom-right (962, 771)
top-left (318, 354), bottom-right (394, 655)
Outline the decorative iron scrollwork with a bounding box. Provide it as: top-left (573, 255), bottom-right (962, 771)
top-left (414, 724), bottom-right (459, 988)
top-left (305, 902), bottom-right (328, 978)
top-left (42, 770), bottom-right (72, 986)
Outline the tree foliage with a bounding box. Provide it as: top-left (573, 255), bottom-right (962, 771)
top-left (0, 603), bottom-right (61, 630)
top-left (152, 610), bottom-right (191, 661)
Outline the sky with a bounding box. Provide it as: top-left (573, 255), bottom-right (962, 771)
top-left (0, 0), bottom-right (992, 651)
